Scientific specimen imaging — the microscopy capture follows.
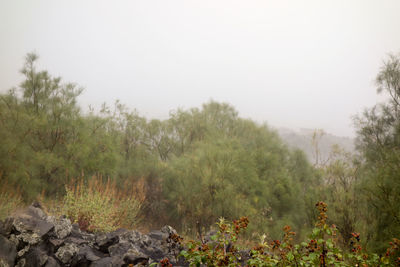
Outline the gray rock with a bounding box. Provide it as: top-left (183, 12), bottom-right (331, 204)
top-left (13, 209), bottom-right (54, 238)
top-left (17, 245), bottom-right (30, 258)
top-left (148, 230), bottom-right (168, 241)
top-left (90, 256), bottom-right (123, 267)
top-left (49, 238), bottom-right (64, 250)
top-left (25, 206), bottom-right (47, 220)
top-left (2, 204), bottom-right (188, 267)
top-left (55, 243), bottom-right (79, 264)
top-left (65, 236), bottom-right (87, 246)
top-left (0, 218), bottom-right (14, 237)
top-left (108, 241), bottom-right (132, 257)
top-left (123, 247), bottom-right (149, 265)
top-left (119, 230), bottom-right (152, 249)
top-left (15, 258), bottom-right (26, 267)
top-left (46, 216), bottom-right (72, 239)
top-left (160, 225), bottom-right (178, 236)
top-left (44, 257), bottom-right (60, 267)
top-left (78, 245), bottom-right (105, 262)
top-left (23, 247), bottom-right (48, 267)
top-left (0, 235), bottom-right (17, 267)
top-left (96, 232), bottom-right (119, 252)
top-left (8, 234), bottom-right (19, 247)
top-left (18, 232), bottom-right (41, 245)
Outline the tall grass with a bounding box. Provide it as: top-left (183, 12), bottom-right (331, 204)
top-left (0, 178), bottom-right (23, 220)
top-left (61, 175), bottom-right (144, 232)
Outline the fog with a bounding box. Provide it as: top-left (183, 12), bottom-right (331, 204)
top-left (1, 0), bottom-right (399, 137)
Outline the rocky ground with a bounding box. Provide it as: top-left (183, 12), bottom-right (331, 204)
top-left (0, 203), bottom-right (186, 267)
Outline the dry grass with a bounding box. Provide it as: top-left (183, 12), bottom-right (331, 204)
top-left (60, 175), bottom-right (145, 232)
top-left (0, 179), bottom-right (23, 220)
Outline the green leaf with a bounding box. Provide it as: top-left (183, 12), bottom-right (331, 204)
top-left (287, 252), bottom-right (294, 261)
top-left (326, 228), bottom-right (332, 235)
top-left (312, 228), bottom-right (320, 236)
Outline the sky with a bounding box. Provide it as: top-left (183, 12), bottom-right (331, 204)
top-left (1, 1), bottom-right (399, 137)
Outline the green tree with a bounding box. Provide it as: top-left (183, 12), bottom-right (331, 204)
top-left (354, 53), bottom-right (400, 251)
top-left (0, 53), bottom-right (120, 199)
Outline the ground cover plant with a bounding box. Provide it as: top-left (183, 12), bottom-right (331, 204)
top-left (177, 202), bottom-right (400, 266)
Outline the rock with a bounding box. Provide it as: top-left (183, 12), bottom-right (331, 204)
top-left (90, 256), bottom-right (123, 267)
top-left (1, 204), bottom-right (188, 267)
top-left (15, 258), bottom-right (26, 267)
top-left (96, 232), bottom-right (119, 253)
top-left (148, 230), bottom-right (168, 242)
top-left (13, 207), bottom-right (54, 238)
top-left (78, 245), bottom-right (105, 262)
top-left (46, 216), bottom-right (72, 239)
top-left (65, 236), bottom-right (88, 246)
top-left (160, 225), bottom-right (178, 236)
top-left (44, 257), bottom-right (60, 267)
top-left (25, 206), bottom-right (47, 220)
top-left (18, 232), bottom-right (41, 245)
top-left (0, 218), bottom-right (14, 238)
top-left (8, 234), bottom-right (19, 247)
top-left (119, 230), bottom-right (152, 249)
top-left (55, 243), bottom-right (79, 264)
top-left (123, 247), bottom-right (149, 265)
top-left (17, 245), bottom-right (30, 258)
top-left (49, 238), bottom-right (64, 250)
top-left (23, 247), bottom-right (48, 267)
top-left (0, 235), bottom-right (17, 267)
top-left (142, 246), bottom-right (164, 262)
top-left (108, 241), bottom-right (133, 257)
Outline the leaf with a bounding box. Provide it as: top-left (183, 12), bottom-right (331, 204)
top-left (312, 228), bottom-right (320, 236)
top-left (286, 252), bottom-right (294, 261)
top-left (326, 228), bottom-right (332, 235)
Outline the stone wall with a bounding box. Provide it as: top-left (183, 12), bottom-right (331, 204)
top-left (0, 204), bottom-right (185, 267)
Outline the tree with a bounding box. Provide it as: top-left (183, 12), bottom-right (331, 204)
top-left (354, 53), bottom-right (400, 251)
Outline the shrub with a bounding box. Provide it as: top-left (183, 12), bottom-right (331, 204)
top-left (178, 202), bottom-right (398, 266)
top-left (61, 175), bottom-right (143, 232)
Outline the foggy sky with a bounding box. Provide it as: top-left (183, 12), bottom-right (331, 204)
top-left (1, 0), bottom-right (400, 137)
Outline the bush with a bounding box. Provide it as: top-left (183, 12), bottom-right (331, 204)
top-left (61, 175), bottom-right (143, 232)
top-left (178, 202), bottom-right (399, 266)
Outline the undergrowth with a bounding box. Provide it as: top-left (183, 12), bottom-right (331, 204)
top-left (61, 175), bottom-right (144, 232)
top-left (166, 202), bottom-right (400, 266)
top-left (0, 179), bottom-right (23, 220)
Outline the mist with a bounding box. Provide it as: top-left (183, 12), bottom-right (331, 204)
top-left (1, 0), bottom-right (400, 137)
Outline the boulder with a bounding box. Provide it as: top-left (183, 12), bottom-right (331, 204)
top-left (46, 216), bottom-right (71, 240)
top-left (55, 243), bottom-right (79, 264)
top-left (23, 247), bottom-right (48, 267)
top-left (0, 235), bottom-right (17, 266)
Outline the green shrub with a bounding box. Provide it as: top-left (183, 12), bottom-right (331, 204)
top-left (178, 202), bottom-right (398, 266)
top-left (61, 176), bottom-right (143, 232)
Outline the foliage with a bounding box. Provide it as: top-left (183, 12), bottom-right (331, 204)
top-left (2, 51), bottom-right (400, 255)
top-left (354, 52), bottom-right (400, 251)
top-left (178, 202), bottom-right (397, 266)
top-left (61, 176), bottom-right (143, 232)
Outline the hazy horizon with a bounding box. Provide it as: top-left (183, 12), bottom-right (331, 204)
top-left (1, 0), bottom-right (400, 137)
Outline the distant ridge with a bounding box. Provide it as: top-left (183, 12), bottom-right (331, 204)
top-left (276, 127), bottom-right (355, 164)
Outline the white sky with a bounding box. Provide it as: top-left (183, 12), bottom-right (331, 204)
top-left (1, 0), bottom-right (399, 137)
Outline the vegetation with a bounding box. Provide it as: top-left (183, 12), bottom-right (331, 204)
top-left (0, 180), bottom-right (23, 220)
top-left (1, 51), bottom-right (400, 263)
top-left (178, 202), bottom-right (400, 266)
top-left (60, 176), bottom-right (143, 232)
